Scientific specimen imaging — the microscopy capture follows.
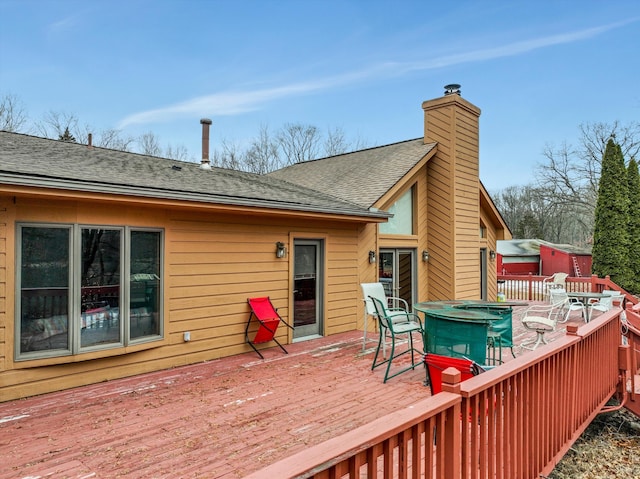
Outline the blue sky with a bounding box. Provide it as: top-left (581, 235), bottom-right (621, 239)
top-left (1, 0), bottom-right (639, 191)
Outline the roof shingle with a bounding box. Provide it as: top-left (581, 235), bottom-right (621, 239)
top-left (268, 139), bottom-right (436, 208)
top-left (0, 131), bottom-right (388, 219)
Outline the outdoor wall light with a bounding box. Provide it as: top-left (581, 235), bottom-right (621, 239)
top-left (422, 250), bottom-right (430, 262)
top-left (368, 250), bottom-right (377, 264)
top-left (276, 242), bottom-right (287, 258)
top-left (490, 250), bottom-right (496, 261)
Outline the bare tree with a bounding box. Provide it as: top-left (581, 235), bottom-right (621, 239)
top-left (537, 121), bottom-right (640, 209)
top-left (0, 94), bottom-right (28, 132)
top-left (323, 126), bottom-right (349, 157)
top-left (212, 139), bottom-right (245, 170)
top-left (244, 125), bottom-right (281, 174)
top-left (164, 143), bottom-right (191, 162)
top-left (138, 131), bottom-right (162, 157)
top-left (34, 111), bottom-right (80, 139)
top-left (525, 120), bottom-right (640, 245)
top-left (492, 183), bottom-right (593, 245)
top-left (277, 123), bottom-right (320, 165)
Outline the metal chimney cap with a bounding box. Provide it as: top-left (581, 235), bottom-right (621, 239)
top-left (444, 84), bottom-right (461, 96)
top-left (200, 118), bottom-right (212, 125)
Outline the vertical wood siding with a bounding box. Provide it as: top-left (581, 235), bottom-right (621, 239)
top-left (424, 95), bottom-right (482, 301)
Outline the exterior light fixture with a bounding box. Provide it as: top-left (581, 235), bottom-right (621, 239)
top-left (422, 250), bottom-right (430, 262)
top-left (489, 250), bottom-right (496, 261)
top-left (276, 242), bottom-right (287, 258)
top-left (368, 250), bottom-right (377, 264)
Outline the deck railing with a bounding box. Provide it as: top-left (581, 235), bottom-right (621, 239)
top-left (244, 309), bottom-right (626, 479)
top-left (498, 273), bottom-right (638, 304)
top-left (623, 302), bottom-right (640, 417)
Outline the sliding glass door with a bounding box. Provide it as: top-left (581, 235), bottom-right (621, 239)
top-left (379, 249), bottom-right (416, 308)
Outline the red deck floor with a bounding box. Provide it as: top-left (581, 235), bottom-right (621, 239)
top-left (0, 305), bottom-right (585, 478)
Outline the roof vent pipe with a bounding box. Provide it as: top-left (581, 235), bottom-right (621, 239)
top-left (87, 133), bottom-right (93, 148)
top-left (200, 118), bottom-right (212, 170)
top-left (444, 84), bottom-right (461, 96)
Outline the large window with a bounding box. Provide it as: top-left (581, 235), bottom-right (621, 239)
top-left (17, 224), bottom-right (163, 360)
top-left (379, 187), bottom-right (414, 235)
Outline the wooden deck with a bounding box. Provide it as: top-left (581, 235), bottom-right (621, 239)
top-left (0, 306), bottom-right (589, 478)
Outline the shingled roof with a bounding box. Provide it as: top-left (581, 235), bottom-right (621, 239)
top-left (0, 131), bottom-right (388, 220)
top-left (268, 139), bottom-right (437, 208)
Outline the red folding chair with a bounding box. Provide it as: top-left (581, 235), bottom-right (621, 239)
top-left (423, 353), bottom-right (485, 395)
top-left (245, 297), bottom-right (294, 359)
top-left (424, 353), bottom-right (496, 428)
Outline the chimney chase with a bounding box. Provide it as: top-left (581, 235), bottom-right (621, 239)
top-left (200, 118), bottom-right (212, 170)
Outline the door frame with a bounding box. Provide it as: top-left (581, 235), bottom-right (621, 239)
top-left (480, 248), bottom-right (488, 300)
top-left (291, 237), bottom-right (325, 341)
top-left (378, 248), bottom-right (417, 309)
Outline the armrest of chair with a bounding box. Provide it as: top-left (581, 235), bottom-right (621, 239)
top-left (386, 296), bottom-right (409, 311)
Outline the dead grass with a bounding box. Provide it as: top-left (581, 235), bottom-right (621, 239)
top-left (549, 408), bottom-right (640, 478)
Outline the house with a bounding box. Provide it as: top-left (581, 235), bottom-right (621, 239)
top-left (0, 87), bottom-right (510, 401)
top-left (497, 239), bottom-right (592, 277)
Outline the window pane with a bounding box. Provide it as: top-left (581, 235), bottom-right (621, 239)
top-left (130, 231), bottom-right (161, 339)
top-left (379, 189), bottom-right (413, 235)
top-left (81, 228), bottom-right (121, 348)
top-left (19, 227), bottom-right (70, 354)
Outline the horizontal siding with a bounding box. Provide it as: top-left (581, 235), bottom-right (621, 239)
top-left (0, 197), bottom-right (363, 401)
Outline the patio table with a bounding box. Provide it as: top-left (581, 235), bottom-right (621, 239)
top-left (566, 291), bottom-right (608, 322)
top-left (414, 303), bottom-right (502, 365)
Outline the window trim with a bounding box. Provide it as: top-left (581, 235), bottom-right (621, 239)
top-left (15, 223), bottom-right (164, 362)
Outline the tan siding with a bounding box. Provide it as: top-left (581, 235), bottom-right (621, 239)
top-left (424, 95), bottom-right (481, 300)
top-left (0, 196), bottom-right (365, 401)
top-left (0, 202), bottom-right (6, 372)
top-left (356, 223), bottom-right (378, 331)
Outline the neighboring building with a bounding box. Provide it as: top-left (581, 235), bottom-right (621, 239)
top-left (496, 239), bottom-right (543, 275)
top-left (539, 243), bottom-right (592, 278)
top-left (497, 239), bottom-right (591, 277)
top-left (0, 87), bottom-right (510, 401)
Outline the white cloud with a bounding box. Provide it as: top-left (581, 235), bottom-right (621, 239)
top-left (117, 18), bottom-right (638, 128)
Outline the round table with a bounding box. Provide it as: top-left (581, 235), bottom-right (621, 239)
top-left (413, 300), bottom-right (526, 365)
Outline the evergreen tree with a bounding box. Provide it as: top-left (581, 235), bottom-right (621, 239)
top-left (591, 139), bottom-right (632, 289)
top-left (59, 126), bottom-right (76, 142)
top-left (626, 157), bottom-right (640, 294)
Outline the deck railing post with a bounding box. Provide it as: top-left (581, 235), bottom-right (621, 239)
top-left (441, 368), bottom-right (462, 479)
top-left (528, 272), bottom-right (533, 301)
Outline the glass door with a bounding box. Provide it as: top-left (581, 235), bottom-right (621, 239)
top-left (480, 248), bottom-right (488, 300)
top-left (293, 239), bottom-right (324, 340)
top-left (379, 249), bottom-right (416, 309)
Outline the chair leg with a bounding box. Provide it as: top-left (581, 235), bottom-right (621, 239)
top-left (371, 328), bottom-right (386, 371)
top-left (375, 331), bottom-right (423, 383)
top-left (383, 336), bottom-right (396, 383)
top-left (521, 331), bottom-right (548, 350)
top-left (486, 334), bottom-right (503, 365)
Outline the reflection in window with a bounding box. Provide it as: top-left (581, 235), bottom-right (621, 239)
top-left (130, 231), bottom-right (161, 339)
top-left (81, 228), bottom-right (121, 348)
top-left (17, 224), bottom-right (163, 360)
top-left (19, 227), bottom-right (70, 354)
top-left (379, 188), bottom-right (413, 235)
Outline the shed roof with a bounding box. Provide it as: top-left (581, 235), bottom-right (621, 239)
top-left (268, 139), bottom-right (437, 208)
top-left (0, 131), bottom-right (388, 220)
top-left (497, 239), bottom-right (592, 256)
